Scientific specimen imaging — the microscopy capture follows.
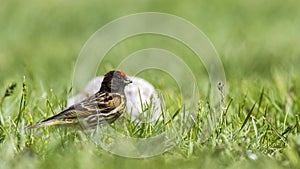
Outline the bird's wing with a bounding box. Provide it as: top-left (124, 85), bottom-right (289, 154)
top-left (76, 92), bottom-right (125, 125)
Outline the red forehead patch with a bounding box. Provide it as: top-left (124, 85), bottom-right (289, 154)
top-left (118, 70), bottom-right (126, 77)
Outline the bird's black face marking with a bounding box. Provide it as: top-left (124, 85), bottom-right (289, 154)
top-left (100, 70), bottom-right (132, 93)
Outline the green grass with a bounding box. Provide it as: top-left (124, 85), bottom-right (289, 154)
top-left (1, 0), bottom-right (300, 169)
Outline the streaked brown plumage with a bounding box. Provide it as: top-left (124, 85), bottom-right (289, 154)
top-left (26, 70), bottom-right (132, 129)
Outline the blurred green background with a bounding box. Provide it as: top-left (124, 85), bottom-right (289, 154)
top-left (1, 1), bottom-right (300, 168)
top-left (1, 0), bottom-right (299, 91)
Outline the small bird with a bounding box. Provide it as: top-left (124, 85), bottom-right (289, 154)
top-left (26, 70), bottom-right (132, 129)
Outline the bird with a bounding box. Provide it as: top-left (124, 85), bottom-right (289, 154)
top-left (26, 70), bottom-right (132, 129)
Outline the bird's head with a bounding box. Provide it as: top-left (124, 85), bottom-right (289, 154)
top-left (100, 70), bottom-right (132, 93)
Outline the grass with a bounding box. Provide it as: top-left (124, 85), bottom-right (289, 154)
top-left (1, 76), bottom-right (299, 169)
top-left (1, 0), bottom-right (300, 169)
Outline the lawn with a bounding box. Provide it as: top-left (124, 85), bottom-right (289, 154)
top-left (1, 0), bottom-right (300, 169)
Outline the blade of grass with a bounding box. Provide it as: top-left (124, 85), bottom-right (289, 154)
top-left (239, 103), bottom-right (256, 132)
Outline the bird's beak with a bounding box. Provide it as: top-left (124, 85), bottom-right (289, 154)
top-left (125, 78), bottom-right (132, 85)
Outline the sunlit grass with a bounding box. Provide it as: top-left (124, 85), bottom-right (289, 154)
top-left (0, 71), bottom-right (299, 169)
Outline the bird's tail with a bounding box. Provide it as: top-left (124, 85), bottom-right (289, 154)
top-left (25, 119), bottom-right (75, 129)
